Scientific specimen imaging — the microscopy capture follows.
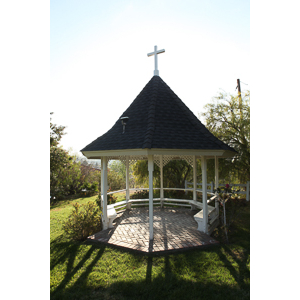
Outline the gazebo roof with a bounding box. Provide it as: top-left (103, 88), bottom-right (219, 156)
top-left (81, 76), bottom-right (236, 159)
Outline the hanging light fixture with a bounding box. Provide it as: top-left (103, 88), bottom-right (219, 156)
top-left (120, 117), bottom-right (129, 133)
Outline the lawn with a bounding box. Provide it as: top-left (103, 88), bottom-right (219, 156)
top-left (50, 196), bottom-right (250, 300)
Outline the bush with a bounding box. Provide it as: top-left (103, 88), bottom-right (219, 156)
top-left (164, 189), bottom-right (192, 199)
top-left (107, 169), bottom-right (125, 191)
top-left (107, 194), bottom-right (117, 205)
top-left (107, 188), bottom-right (117, 205)
top-left (222, 196), bottom-right (248, 226)
top-left (130, 189), bottom-right (192, 200)
top-left (80, 181), bottom-right (99, 197)
top-left (213, 196), bottom-right (248, 242)
top-left (130, 190), bottom-right (149, 199)
top-left (62, 201), bottom-right (102, 241)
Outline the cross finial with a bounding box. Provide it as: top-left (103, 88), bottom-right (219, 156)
top-left (147, 45), bottom-right (165, 76)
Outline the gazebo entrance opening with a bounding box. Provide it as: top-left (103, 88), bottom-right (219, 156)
top-left (100, 154), bottom-right (221, 239)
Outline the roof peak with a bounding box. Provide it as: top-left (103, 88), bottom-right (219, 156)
top-left (81, 76), bottom-right (236, 154)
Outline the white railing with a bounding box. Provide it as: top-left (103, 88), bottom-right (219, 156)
top-left (185, 180), bottom-right (250, 201)
top-left (218, 182), bottom-right (250, 201)
top-left (104, 187), bottom-right (215, 211)
top-left (184, 181), bottom-right (214, 194)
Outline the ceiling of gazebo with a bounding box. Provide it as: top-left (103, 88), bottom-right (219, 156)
top-left (81, 76), bottom-right (237, 159)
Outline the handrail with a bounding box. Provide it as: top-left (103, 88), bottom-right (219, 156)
top-left (107, 187), bottom-right (199, 195)
top-left (185, 180), bottom-right (250, 201)
top-left (110, 197), bottom-right (214, 208)
top-left (107, 189), bottom-right (127, 195)
top-left (106, 187), bottom-right (215, 198)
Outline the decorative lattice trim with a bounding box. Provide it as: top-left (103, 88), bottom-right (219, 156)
top-left (181, 155), bottom-right (194, 168)
top-left (162, 155), bottom-right (176, 167)
top-left (153, 156), bottom-right (162, 168)
top-left (116, 155), bottom-right (148, 166)
top-left (107, 155), bottom-right (196, 168)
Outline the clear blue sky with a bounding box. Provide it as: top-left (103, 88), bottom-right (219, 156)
top-left (50, 0), bottom-right (250, 155)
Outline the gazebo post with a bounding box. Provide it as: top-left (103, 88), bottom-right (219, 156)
top-left (193, 155), bottom-right (197, 202)
top-left (101, 157), bottom-right (108, 230)
top-left (201, 156), bottom-right (208, 233)
top-left (160, 155), bottom-right (164, 208)
top-left (126, 156), bottom-right (130, 208)
top-left (215, 156), bottom-right (219, 216)
top-left (148, 155), bottom-right (154, 240)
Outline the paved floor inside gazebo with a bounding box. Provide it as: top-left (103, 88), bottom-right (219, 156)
top-left (87, 207), bottom-right (219, 254)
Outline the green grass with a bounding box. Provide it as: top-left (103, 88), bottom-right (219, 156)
top-left (51, 196), bottom-right (250, 300)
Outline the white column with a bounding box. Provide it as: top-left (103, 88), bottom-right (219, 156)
top-left (160, 155), bottom-right (164, 206)
top-left (215, 156), bottom-right (219, 215)
top-left (126, 156), bottom-right (130, 202)
top-left (201, 156), bottom-right (208, 233)
top-left (148, 155), bottom-right (154, 240)
top-left (246, 181), bottom-right (250, 201)
top-left (193, 155), bottom-right (197, 202)
top-left (101, 157), bottom-right (108, 230)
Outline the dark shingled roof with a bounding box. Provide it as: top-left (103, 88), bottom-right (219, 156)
top-left (81, 76), bottom-right (236, 153)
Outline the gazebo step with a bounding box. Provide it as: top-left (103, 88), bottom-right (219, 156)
top-left (107, 206), bottom-right (117, 228)
top-left (194, 205), bottom-right (218, 234)
top-left (208, 218), bottom-right (219, 236)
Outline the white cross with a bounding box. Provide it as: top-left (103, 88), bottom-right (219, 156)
top-left (147, 45), bottom-right (165, 76)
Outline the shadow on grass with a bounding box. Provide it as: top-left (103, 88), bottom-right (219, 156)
top-left (50, 236), bottom-right (81, 271)
top-left (51, 243), bottom-right (249, 300)
top-left (145, 256), bottom-right (152, 283)
top-left (50, 202), bottom-right (250, 300)
top-left (105, 276), bottom-right (249, 300)
top-left (217, 245), bottom-right (250, 289)
top-left (112, 249), bottom-right (249, 300)
top-left (51, 241), bottom-right (106, 299)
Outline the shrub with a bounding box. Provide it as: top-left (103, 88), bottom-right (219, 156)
top-left (221, 196), bottom-right (248, 227)
top-left (107, 168), bottom-right (125, 191)
top-left (62, 201), bottom-right (102, 241)
top-left (94, 188), bottom-right (117, 210)
top-left (80, 181), bottom-right (99, 197)
top-left (213, 196), bottom-right (248, 242)
top-left (91, 182), bottom-right (99, 193)
top-left (130, 190), bottom-right (149, 199)
top-left (164, 189), bottom-right (191, 199)
top-left (107, 188), bottom-right (117, 205)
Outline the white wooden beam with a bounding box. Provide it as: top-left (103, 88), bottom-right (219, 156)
top-left (148, 155), bottom-right (154, 240)
top-left (193, 155), bottom-right (197, 202)
top-left (126, 156), bottom-right (130, 202)
top-left (101, 157), bottom-right (108, 230)
top-left (201, 156), bottom-right (208, 233)
top-left (81, 148), bottom-right (230, 159)
top-left (215, 156), bottom-right (219, 215)
top-left (160, 155), bottom-right (164, 205)
top-left (246, 181), bottom-right (250, 201)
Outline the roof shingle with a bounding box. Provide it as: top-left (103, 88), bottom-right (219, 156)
top-left (81, 76), bottom-right (236, 153)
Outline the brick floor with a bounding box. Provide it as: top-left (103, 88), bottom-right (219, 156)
top-left (87, 207), bottom-right (219, 253)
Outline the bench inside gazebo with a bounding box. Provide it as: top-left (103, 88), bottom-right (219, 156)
top-left (81, 46), bottom-right (236, 251)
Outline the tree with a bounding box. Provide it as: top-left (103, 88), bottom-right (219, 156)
top-left (201, 91), bottom-right (250, 183)
top-left (50, 113), bottom-right (100, 200)
top-left (109, 160), bottom-right (126, 183)
top-left (50, 113), bottom-right (72, 198)
top-left (133, 160), bottom-right (193, 189)
top-left (109, 160), bottom-right (136, 189)
top-left (50, 112), bottom-right (66, 147)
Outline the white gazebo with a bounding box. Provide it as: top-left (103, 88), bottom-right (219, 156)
top-left (81, 46), bottom-right (236, 239)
